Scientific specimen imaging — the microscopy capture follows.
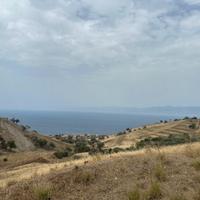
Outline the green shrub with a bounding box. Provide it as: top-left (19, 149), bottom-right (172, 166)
top-left (189, 123), bottom-right (196, 129)
top-left (117, 131), bottom-right (126, 136)
top-left (7, 141), bottom-right (16, 149)
top-left (31, 136), bottom-right (55, 150)
top-left (75, 140), bottom-right (90, 153)
top-left (135, 133), bottom-right (196, 150)
top-left (49, 142), bottom-right (55, 148)
top-left (54, 148), bottom-right (72, 159)
top-left (89, 141), bottom-right (105, 155)
top-left (0, 136), bottom-right (7, 150)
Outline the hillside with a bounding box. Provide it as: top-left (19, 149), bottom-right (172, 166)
top-left (0, 118), bottom-right (200, 200)
top-left (0, 118), bottom-right (68, 152)
top-left (1, 142), bottom-right (200, 199)
top-left (104, 118), bottom-right (200, 149)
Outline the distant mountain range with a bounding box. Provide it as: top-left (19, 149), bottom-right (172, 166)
top-left (76, 106), bottom-right (200, 116)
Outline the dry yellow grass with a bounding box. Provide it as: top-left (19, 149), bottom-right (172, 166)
top-left (1, 142), bottom-right (200, 199)
top-left (104, 119), bottom-right (200, 149)
top-left (0, 119), bottom-right (200, 199)
top-left (0, 142), bottom-right (200, 189)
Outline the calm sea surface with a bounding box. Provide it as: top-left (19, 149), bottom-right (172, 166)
top-left (0, 110), bottom-right (175, 135)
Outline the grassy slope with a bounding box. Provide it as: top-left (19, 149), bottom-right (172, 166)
top-left (0, 119), bottom-right (200, 199)
top-left (104, 119), bottom-right (200, 149)
top-left (0, 118), bottom-right (69, 152)
top-left (1, 143), bottom-right (200, 199)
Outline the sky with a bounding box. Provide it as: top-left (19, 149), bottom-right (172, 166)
top-left (0, 0), bottom-right (200, 111)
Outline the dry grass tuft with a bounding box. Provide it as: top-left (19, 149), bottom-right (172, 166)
top-left (33, 183), bottom-right (52, 200)
top-left (153, 163), bottom-right (167, 182)
top-left (184, 144), bottom-right (200, 158)
top-left (156, 152), bottom-right (170, 165)
top-left (192, 160), bottom-right (200, 171)
top-left (73, 169), bottom-right (97, 185)
top-left (193, 175), bottom-right (200, 184)
top-left (145, 181), bottom-right (162, 200)
top-left (194, 190), bottom-right (200, 200)
top-left (128, 187), bottom-right (141, 200)
top-left (170, 194), bottom-right (187, 200)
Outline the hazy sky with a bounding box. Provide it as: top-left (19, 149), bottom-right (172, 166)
top-left (0, 0), bottom-right (200, 110)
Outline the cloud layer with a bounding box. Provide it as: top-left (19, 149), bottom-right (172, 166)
top-left (0, 0), bottom-right (200, 109)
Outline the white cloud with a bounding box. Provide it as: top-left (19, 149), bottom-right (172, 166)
top-left (184, 0), bottom-right (200, 5)
top-left (0, 0), bottom-right (200, 108)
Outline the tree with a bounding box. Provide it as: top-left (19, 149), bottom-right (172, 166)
top-left (7, 141), bottom-right (17, 149)
top-left (75, 140), bottom-right (90, 153)
top-left (10, 118), bottom-right (20, 124)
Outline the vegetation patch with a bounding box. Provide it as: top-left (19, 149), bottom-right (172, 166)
top-left (53, 148), bottom-right (73, 159)
top-left (153, 163), bottom-right (166, 182)
top-left (33, 184), bottom-right (52, 200)
top-left (170, 195), bottom-right (187, 200)
top-left (73, 169), bottom-right (96, 185)
top-left (128, 187), bottom-right (141, 200)
top-left (0, 136), bottom-right (17, 150)
top-left (192, 160), bottom-right (200, 171)
top-left (31, 136), bottom-right (55, 150)
top-left (136, 133), bottom-right (200, 149)
top-left (145, 181), bottom-right (162, 200)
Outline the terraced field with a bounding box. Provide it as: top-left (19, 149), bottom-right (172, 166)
top-left (104, 119), bottom-right (200, 149)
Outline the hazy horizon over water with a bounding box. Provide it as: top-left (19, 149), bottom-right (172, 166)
top-left (0, 110), bottom-right (182, 135)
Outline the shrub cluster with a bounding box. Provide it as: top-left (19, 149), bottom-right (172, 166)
top-left (0, 136), bottom-right (16, 150)
top-left (31, 136), bottom-right (55, 150)
top-left (54, 148), bottom-right (73, 159)
top-left (135, 133), bottom-right (200, 149)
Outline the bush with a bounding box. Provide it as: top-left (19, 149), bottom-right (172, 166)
top-left (117, 131), bottom-right (126, 136)
top-left (0, 137), bottom-right (17, 150)
top-left (153, 163), bottom-right (166, 181)
top-left (31, 136), bottom-right (55, 150)
top-left (33, 184), bottom-right (52, 200)
top-left (189, 123), bottom-right (196, 129)
top-left (170, 195), bottom-right (187, 200)
top-left (135, 133), bottom-right (195, 150)
top-left (49, 142), bottom-right (55, 149)
top-left (3, 158), bottom-right (8, 162)
top-left (128, 188), bottom-right (140, 200)
top-left (145, 182), bottom-right (162, 200)
top-left (37, 139), bottom-right (48, 147)
top-left (75, 140), bottom-right (90, 153)
top-left (54, 148), bottom-right (72, 159)
top-left (73, 170), bottom-right (96, 185)
top-left (89, 141), bottom-right (105, 155)
top-left (194, 190), bottom-right (200, 200)
top-left (7, 141), bottom-right (16, 149)
top-left (192, 160), bottom-right (200, 171)
top-left (112, 147), bottom-right (125, 153)
top-left (126, 146), bottom-right (136, 151)
top-left (0, 136), bottom-right (7, 150)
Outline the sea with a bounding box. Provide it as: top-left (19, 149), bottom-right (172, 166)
top-left (0, 110), bottom-right (180, 135)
